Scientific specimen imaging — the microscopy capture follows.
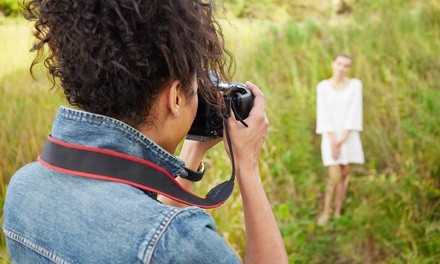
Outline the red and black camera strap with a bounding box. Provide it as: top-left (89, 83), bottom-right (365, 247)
top-left (38, 135), bottom-right (234, 209)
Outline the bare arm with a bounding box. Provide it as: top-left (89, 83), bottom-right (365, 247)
top-left (327, 130), bottom-right (351, 159)
top-left (226, 82), bottom-right (288, 264)
top-left (336, 130), bottom-right (351, 146)
top-left (158, 139), bottom-right (220, 207)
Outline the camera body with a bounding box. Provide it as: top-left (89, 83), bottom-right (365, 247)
top-left (187, 81), bottom-right (254, 141)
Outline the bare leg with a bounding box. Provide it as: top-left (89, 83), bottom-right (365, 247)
top-left (334, 165), bottom-right (350, 217)
top-left (318, 165), bottom-right (341, 226)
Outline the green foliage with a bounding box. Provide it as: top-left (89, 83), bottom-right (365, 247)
top-left (218, 0), bottom-right (440, 262)
top-left (1, 0), bottom-right (439, 263)
top-left (0, 0), bottom-right (22, 17)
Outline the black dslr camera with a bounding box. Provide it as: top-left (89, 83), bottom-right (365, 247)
top-left (187, 74), bottom-right (254, 141)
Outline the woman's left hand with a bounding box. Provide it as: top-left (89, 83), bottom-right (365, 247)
top-left (332, 143), bottom-right (341, 159)
top-left (159, 138), bottom-right (221, 207)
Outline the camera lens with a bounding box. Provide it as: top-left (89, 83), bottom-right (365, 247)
top-left (208, 113), bottom-right (222, 129)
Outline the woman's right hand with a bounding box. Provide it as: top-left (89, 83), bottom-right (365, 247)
top-left (224, 81), bottom-right (288, 263)
top-left (224, 81), bottom-right (269, 169)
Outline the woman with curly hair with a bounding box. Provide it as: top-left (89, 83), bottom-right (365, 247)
top-left (2, 0), bottom-right (288, 263)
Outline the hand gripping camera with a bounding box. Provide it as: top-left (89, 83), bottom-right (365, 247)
top-left (187, 74), bottom-right (254, 141)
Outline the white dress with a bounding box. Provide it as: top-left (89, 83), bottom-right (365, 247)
top-left (316, 78), bottom-right (365, 166)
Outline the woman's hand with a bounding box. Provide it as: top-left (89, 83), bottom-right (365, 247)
top-left (331, 130), bottom-right (351, 160)
top-left (331, 142), bottom-right (341, 159)
top-left (224, 81), bottom-right (288, 263)
top-left (158, 138), bottom-right (220, 207)
top-left (224, 81), bottom-right (269, 170)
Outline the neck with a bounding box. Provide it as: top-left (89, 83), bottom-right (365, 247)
top-left (138, 122), bottom-right (178, 155)
top-left (331, 75), bottom-right (348, 84)
top-left (330, 76), bottom-right (350, 90)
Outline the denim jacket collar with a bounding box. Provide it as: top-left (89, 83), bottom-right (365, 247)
top-left (50, 106), bottom-right (187, 177)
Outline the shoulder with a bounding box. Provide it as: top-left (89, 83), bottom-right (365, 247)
top-left (152, 207), bottom-right (240, 263)
top-left (170, 207), bottom-right (216, 229)
top-left (317, 79), bottom-right (330, 91)
top-left (164, 207), bottom-right (218, 243)
top-left (350, 78), bottom-right (363, 89)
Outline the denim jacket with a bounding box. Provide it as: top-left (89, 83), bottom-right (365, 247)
top-left (3, 106), bottom-right (241, 263)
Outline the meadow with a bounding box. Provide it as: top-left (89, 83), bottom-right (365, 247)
top-left (1, 1), bottom-right (439, 263)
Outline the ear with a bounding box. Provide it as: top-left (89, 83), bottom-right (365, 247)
top-left (167, 80), bottom-right (183, 117)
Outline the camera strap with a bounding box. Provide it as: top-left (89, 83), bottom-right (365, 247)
top-left (38, 135), bottom-right (234, 209)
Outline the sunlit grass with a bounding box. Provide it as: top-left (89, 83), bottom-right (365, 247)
top-left (0, 20), bottom-right (65, 262)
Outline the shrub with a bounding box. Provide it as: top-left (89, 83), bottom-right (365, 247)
top-left (0, 0), bottom-right (22, 17)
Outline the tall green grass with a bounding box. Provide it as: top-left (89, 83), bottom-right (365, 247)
top-left (0, 21), bottom-right (64, 180)
top-left (211, 0), bottom-right (440, 262)
top-left (0, 20), bottom-right (65, 263)
top-left (1, 1), bottom-right (439, 263)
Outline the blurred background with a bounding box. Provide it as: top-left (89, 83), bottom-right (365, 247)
top-left (1, 0), bottom-right (439, 263)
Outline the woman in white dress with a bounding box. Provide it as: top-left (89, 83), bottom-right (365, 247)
top-left (316, 54), bottom-right (365, 226)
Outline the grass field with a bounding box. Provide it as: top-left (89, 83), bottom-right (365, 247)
top-left (1, 1), bottom-right (439, 263)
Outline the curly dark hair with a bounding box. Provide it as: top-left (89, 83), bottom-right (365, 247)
top-left (24, 0), bottom-right (233, 128)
